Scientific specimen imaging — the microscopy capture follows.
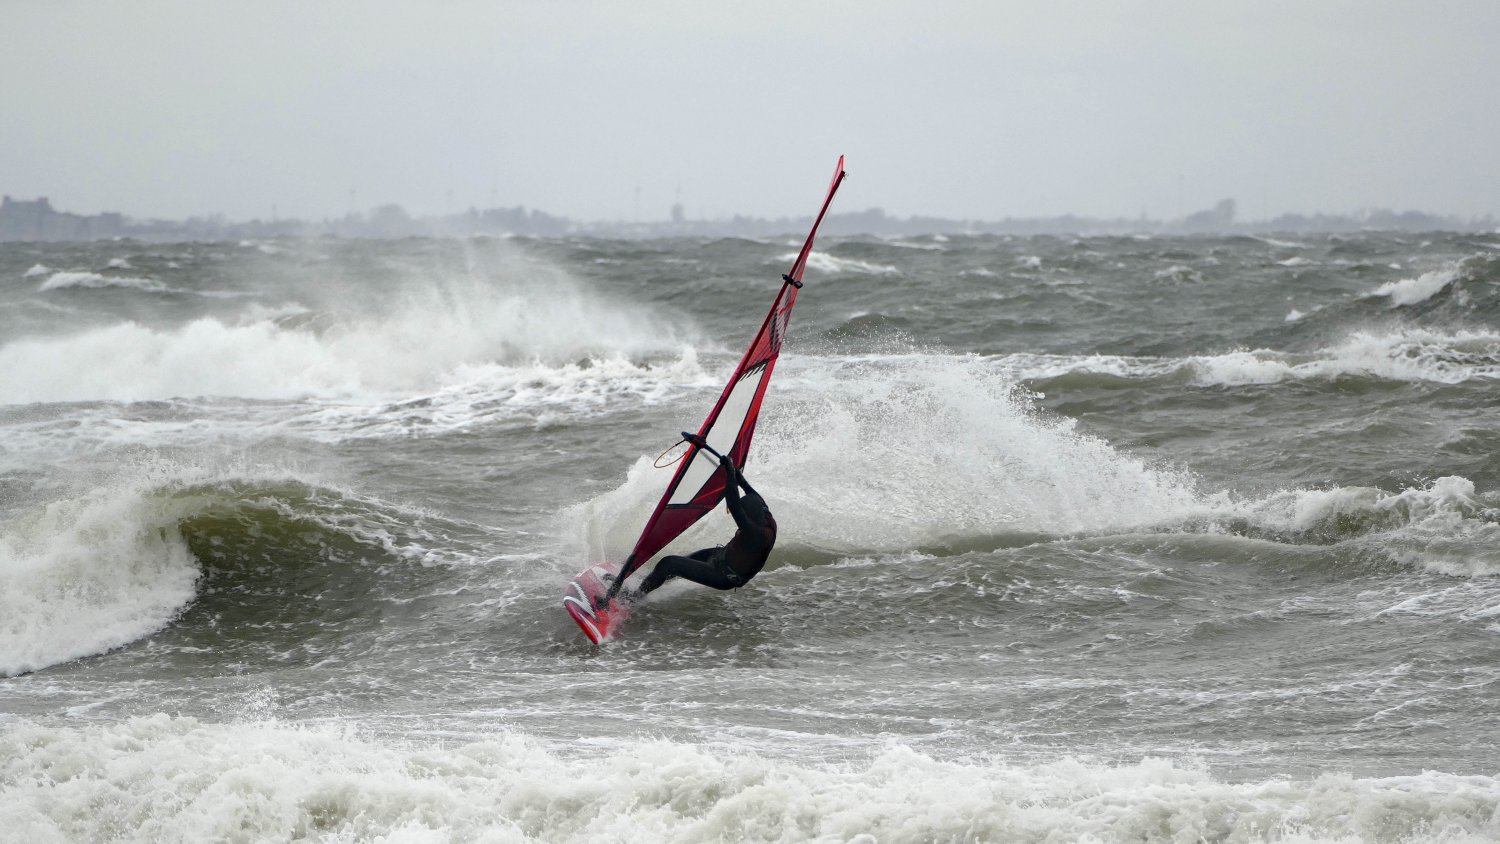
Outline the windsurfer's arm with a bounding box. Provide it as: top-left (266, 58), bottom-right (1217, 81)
top-left (718, 452), bottom-right (758, 495)
top-left (720, 456), bottom-right (752, 528)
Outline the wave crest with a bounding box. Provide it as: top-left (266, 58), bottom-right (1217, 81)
top-left (0, 477), bottom-right (200, 677)
top-left (37, 271), bottom-right (173, 293)
top-left (0, 465), bottom-right (497, 676)
top-left (2, 268), bottom-right (697, 404)
top-left (1017, 328), bottom-right (1500, 388)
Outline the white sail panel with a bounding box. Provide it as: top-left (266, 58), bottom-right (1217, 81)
top-left (667, 365), bottom-right (769, 506)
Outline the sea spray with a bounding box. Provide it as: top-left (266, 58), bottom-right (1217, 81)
top-left (2, 251), bottom-right (700, 405)
top-left (563, 348), bottom-right (1207, 566)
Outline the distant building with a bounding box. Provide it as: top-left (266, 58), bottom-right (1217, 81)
top-left (1182, 198), bottom-right (1236, 232)
top-left (0, 195), bottom-right (124, 241)
top-left (0, 195), bottom-right (55, 239)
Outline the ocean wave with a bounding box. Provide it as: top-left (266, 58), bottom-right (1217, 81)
top-left (1, 272), bottom-right (697, 405)
top-left (883, 238), bottom-right (945, 251)
top-left (1012, 328), bottom-right (1500, 387)
top-left (1152, 265), bottom-right (1203, 283)
top-left (0, 352), bottom-right (719, 455)
top-left (0, 465), bottom-right (497, 676)
top-left (563, 352), bottom-right (1204, 562)
top-left (3, 716), bottom-right (1497, 843)
top-left (1252, 236), bottom-right (1308, 249)
top-left (1230, 476), bottom-right (1500, 576)
top-left (1362, 253), bottom-right (1500, 308)
top-left (278, 350), bottom-right (718, 441)
top-left (36, 271), bottom-right (173, 293)
top-left (780, 251), bottom-right (901, 275)
top-left (1367, 267), bottom-right (1461, 306)
top-left (561, 346), bottom-right (1498, 574)
top-left (0, 475), bottom-right (200, 677)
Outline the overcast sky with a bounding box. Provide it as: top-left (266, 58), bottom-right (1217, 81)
top-left (3, 1), bottom-right (1496, 223)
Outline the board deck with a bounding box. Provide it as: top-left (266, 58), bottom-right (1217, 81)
top-left (562, 562), bottom-right (632, 644)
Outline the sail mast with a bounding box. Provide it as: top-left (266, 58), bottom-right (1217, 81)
top-left (609, 157), bottom-right (847, 592)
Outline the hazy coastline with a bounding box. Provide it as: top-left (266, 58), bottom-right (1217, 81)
top-left (4, 193), bottom-right (1495, 242)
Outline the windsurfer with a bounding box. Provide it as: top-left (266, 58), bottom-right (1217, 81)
top-left (631, 452), bottom-right (776, 598)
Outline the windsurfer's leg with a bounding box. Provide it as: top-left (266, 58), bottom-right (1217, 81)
top-left (638, 548), bottom-right (739, 595)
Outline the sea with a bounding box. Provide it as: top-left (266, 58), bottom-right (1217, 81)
top-left (2, 230), bottom-right (1499, 842)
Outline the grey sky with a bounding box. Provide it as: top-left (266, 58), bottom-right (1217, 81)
top-left (3, 1), bottom-right (1496, 223)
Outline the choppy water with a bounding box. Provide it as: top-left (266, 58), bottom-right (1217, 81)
top-left (3, 232), bottom-right (1500, 842)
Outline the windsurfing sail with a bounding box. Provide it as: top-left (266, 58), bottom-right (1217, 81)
top-left (609, 156), bottom-right (847, 592)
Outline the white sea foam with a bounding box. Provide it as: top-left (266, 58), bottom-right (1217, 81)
top-left (563, 348), bottom-right (1500, 579)
top-left (782, 252), bottom-right (900, 276)
top-left (766, 354), bottom-right (1206, 545)
top-left (1243, 476), bottom-right (1500, 576)
top-left (1153, 265), bottom-right (1203, 283)
top-left (281, 350), bottom-right (718, 442)
top-left (36, 271), bottom-right (171, 293)
top-left (566, 352), bottom-right (1206, 562)
top-left (2, 716), bottom-right (1497, 843)
top-left (0, 354), bottom-right (720, 457)
top-left (23, 263), bottom-right (50, 278)
top-left (1368, 266), bottom-right (1459, 306)
top-left (1002, 328), bottom-right (1500, 386)
top-left (2, 270), bottom-right (696, 405)
top-left (0, 476), bottom-right (200, 677)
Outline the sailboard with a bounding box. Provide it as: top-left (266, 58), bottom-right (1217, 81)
top-left (564, 155), bottom-right (847, 644)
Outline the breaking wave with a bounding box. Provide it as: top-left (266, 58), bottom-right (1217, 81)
top-left (1225, 476), bottom-right (1500, 576)
top-left (37, 271), bottom-right (174, 293)
top-left (1016, 328), bottom-right (1500, 388)
top-left (1368, 267), bottom-right (1461, 306)
top-left (782, 251), bottom-right (901, 276)
top-left (2, 716), bottom-right (1498, 843)
top-left (1, 271), bottom-right (697, 405)
top-left (565, 350), bottom-right (1206, 564)
top-left (0, 463), bottom-right (492, 677)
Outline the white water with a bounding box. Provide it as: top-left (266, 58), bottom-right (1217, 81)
top-left (3, 715), bottom-right (1497, 843)
top-left (566, 351), bottom-right (1206, 567)
top-left (1001, 328), bottom-right (1500, 386)
top-left (0, 476), bottom-right (200, 677)
top-left (37, 271), bottom-right (173, 293)
top-left (1368, 267), bottom-right (1459, 306)
top-left (1, 272), bottom-right (699, 405)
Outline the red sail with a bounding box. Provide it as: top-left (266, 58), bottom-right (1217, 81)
top-left (617, 156), bottom-right (847, 581)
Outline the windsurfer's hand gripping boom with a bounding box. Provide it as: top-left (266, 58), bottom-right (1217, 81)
top-left (679, 432), bottom-right (757, 496)
top-left (617, 432), bottom-right (775, 601)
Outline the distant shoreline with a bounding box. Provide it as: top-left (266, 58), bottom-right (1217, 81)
top-left (3, 194), bottom-right (1495, 242)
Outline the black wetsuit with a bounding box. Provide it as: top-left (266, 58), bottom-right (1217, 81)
top-left (637, 458), bottom-right (776, 596)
